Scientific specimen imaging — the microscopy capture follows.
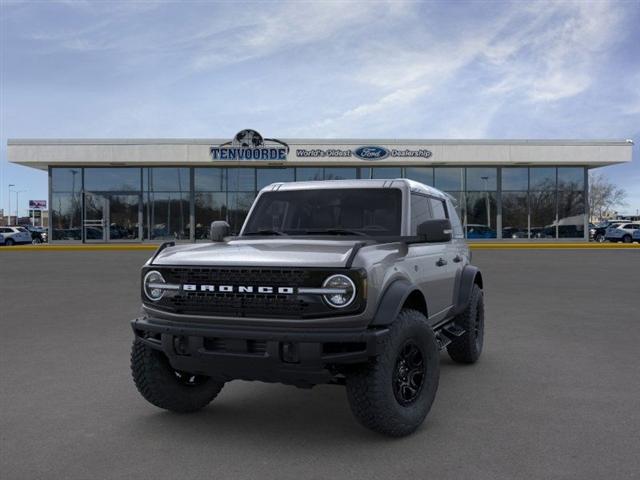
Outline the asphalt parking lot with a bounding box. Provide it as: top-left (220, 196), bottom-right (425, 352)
top-left (1, 249), bottom-right (639, 480)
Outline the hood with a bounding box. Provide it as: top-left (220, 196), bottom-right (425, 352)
top-left (151, 238), bottom-right (364, 268)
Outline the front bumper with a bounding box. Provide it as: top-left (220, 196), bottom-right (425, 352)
top-left (131, 316), bottom-right (388, 387)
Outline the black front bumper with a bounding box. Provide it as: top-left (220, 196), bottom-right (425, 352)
top-left (131, 316), bottom-right (388, 387)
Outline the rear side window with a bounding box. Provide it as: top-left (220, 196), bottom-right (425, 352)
top-left (17, 227), bottom-right (28, 232)
top-left (410, 194), bottom-right (433, 234)
top-left (429, 198), bottom-right (447, 220)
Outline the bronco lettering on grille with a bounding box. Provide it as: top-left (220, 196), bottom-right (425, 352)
top-left (182, 284), bottom-right (295, 294)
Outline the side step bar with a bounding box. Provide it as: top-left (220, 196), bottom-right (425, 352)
top-left (435, 323), bottom-right (466, 350)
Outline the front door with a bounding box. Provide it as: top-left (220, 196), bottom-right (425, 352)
top-left (84, 193), bottom-right (142, 242)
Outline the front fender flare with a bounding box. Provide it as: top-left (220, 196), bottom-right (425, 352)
top-left (370, 279), bottom-right (421, 326)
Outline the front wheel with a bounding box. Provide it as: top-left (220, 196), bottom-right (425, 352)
top-left (345, 309), bottom-right (439, 437)
top-left (622, 235), bottom-right (632, 244)
top-left (32, 237), bottom-right (42, 244)
top-left (5, 238), bottom-right (14, 246)
top-left (595, 233), bottom-right (605, 243)
top-left (131, 339), bottom-right (224, 413)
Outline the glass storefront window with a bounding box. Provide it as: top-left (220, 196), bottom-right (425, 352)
top-left (256, 168), bottom-right (294, 190)
top-left (404, 167), bottom-right (433, 186)
top-left (145, 192), bottom-right (190, 240)
top-left (195, 168), bottom-right (225, 191)
top-left (502, 192), bottom-right (528, 239)
top-left (295, 168), bottom-right (323, 181)
top-left (557, 191), bottom-right (585, 238)
top-left (529, 168), bottom-right (556, 191)
top-left (144, 168), bottom-right (189, 192)
top-left (466, 168), bottom-right (497, 191)
top-left (227, 191), bottom-right (255, 233)
top-left (435, 168), bottom-right (464, 191)
top-left (51, 192), bottom-right (82, 240)
top-left (530, 190), bottom-right (556, 238)
top-left (85, 168), bottom-right (141, 191)
top-left (557, 167), bottom-right (584, 190)
top-left (51, 168), bottom-right (82, 193)
top-left (502, 168), bottom-right (528, 191)
top-left (465, 192), bottom-right (497, 238)
top-left (195, 192), bottom-right (226, 239)
top-left (227, 168), bottom-right (255, 191)
top-left (323, 168), bottom-right (357, 180)
top-left (361, 167), bottom-right (402, 179)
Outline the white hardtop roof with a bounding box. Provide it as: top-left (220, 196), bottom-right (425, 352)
top-left (262, 178), bottom-right (446, 198)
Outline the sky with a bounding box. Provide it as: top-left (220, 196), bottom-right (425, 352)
top-left (1, 0), bottom-right (639, 216)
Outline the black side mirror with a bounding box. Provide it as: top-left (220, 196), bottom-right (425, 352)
top-left (210, 221), bottom-right (230, 242)
top-left (417, 219), bottom-right (452, 243)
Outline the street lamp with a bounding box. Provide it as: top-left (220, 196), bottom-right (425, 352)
top-left (8, 184), bottom-right (15, 225)
top-left (15, 190), bottom-right (27, 224)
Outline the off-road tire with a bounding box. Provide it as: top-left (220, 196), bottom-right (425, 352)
top-left (345, 309), bottom-right (439, 437)
top-left (447, 284), bottom-right (484, 364)
top-left (131, 339), bottom-right (224, 413)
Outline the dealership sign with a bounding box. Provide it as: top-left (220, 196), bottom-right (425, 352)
top-left (296, 146), bottom-right (432, 160)
top-left (29, 200), bottom-right (47, 209)
top-left (211, 129), bottom-right (289, 161)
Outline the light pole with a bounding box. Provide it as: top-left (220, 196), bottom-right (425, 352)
top-left (15, 190), bottom-right (27, 224)
top-left (8, 184), bottom-right (15, 225)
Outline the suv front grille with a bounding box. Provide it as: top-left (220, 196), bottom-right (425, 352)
top-left (145, 267), bottom-right (364, 319)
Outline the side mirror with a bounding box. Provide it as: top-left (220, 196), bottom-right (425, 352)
top-left (417, 219), bottom-right (452, 243)
top-left (210, 221), bottom-right (230, 242)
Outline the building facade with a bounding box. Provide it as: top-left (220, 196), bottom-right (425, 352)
top-left (7, 132), bottom-right (633, 242)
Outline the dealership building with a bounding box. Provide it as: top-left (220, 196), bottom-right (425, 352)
top-left (7, 132), bottom-right (633, 242)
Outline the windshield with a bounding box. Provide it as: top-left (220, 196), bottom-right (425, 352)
top-left (243, 188), bottom-right (402, 236)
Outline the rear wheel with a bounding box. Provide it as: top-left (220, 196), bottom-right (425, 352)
top-left (345, 309), bottom-right (439, 437)
top-left (447, 283), bottom-right (484, 364)
top-left (131, 339), bottom-right (224, 413)
top-left (622, 235), bottom-right (632, 243)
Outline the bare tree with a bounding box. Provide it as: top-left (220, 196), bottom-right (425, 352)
top-left (589, 172), bottom-right (627, 221)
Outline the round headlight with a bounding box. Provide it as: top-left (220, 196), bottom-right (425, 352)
top-left (144, 270), bottom-right (166, 301)
top-left (322, 274), bottom-right (356, 309)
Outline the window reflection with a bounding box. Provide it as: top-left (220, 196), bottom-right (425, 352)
top-left (51, 193), bottom-right (82, 240)
top-left (145, 168), bottom-right (189, 192)
top-left (361, 167), bottom-right (402, 179)
top-left (530, 191), bottom-right (556, 238)
top-left (502, 192), bottom-right (528, 238)
top-left (404, 167), bottom-right (433, 186)
top-left (557, 191), bottom-right (585, 238)
top-left (466, 168), bottom-right (497, 191)
top-left (529, 168), bottom-right (556, 191)
top-left (145, 193), bottom-right (190, 240)
top-left (502, 168), bottom-right (528, 191)
top-left (194, 168), bottom-right (224, 191)
top-left (557, 167), bottom-right (584, 190)
top-left (256, 168), bottom-right (294, 190)
top-left (51, 168), bottom-right (82, 193)
top-left (195, 192), bottom-right (226, 239)
top-left (85, 168), bottom-right (141, 191)
top-left (435, 168), bottom-right (464, 191)
top-left (323, 168), bottom-right (357, 180)
top-left (295, 168), bottom-right (323, 181)
top-left (465, 192), bottom-right (497, 238)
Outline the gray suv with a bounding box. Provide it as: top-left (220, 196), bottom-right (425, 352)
top-left (131, 179), bottom-right (484, 436)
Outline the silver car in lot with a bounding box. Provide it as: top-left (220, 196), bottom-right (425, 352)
top-left (605, 222), bottom-right (640, 243)
top-left (0, 226), bottom-right (32, 246)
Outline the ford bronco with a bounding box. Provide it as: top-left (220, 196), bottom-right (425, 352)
top-left (131, 179), bottom-right (484, 436)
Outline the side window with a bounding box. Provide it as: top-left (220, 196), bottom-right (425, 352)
top-left (410, 194), bottom-right (432, 234)
top-left (429, 198), bottom-right (447, 220)
top-left (446, 199), bottom-right (464, 238)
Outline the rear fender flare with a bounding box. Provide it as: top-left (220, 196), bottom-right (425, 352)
top-left (454, 266), bottom-right (483, 315)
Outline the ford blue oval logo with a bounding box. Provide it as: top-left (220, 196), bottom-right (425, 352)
top-left (354, 146), bottom-right (389, 160)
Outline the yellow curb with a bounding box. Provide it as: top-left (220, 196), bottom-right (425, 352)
top-left (1, 242), bottom-right (639, 251)
top-left (468, 243), bottom-right (640, 249)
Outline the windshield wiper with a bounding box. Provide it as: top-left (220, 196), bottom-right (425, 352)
top-left (303, 229), bottom-right (367, 236)
top-left (243, 229), bottom-right (287, 236)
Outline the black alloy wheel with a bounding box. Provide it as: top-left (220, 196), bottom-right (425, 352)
top-left (393, 340), bottom-right (425, 406)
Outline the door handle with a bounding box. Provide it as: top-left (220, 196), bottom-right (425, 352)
top-left (453, 255), bottom-right (463, 263)
top-left (436, 258), bottom-right (447, 267)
